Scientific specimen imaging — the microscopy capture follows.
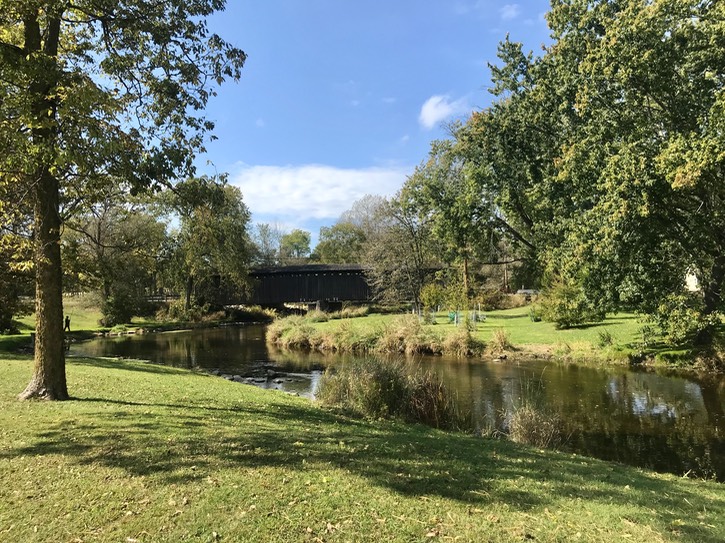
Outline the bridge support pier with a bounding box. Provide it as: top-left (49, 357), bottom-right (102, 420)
top-left (310, 300), bottom-right (343, 312)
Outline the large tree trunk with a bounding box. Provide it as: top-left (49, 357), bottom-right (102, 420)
top-left (462, 255), bottom-right (470, 301)
top-left (185, 275), bottom-right (194, 310)
top-left (19, 169), bottom-right (68, 400)
top-left (18, 12), bottom-right (68, 400)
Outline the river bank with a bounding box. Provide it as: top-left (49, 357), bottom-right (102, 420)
top-left (268, 308), bottom-right (722, 370)
top-left (2, 354), bottom-right (723, 542)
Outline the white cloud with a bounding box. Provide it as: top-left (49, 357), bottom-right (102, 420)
top-left (255, 118), bottom-right (266, 128)
top-left (499, 4), bottom-right (521, 21)
top-left (454, 1), bottom-right (488, 15)
top-left (230, 163), bottom-right (408, 222)
top-left (419, 95), bottom-right (471, 129)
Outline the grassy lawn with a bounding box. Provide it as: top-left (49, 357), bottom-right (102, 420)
top-left (2, 355), bottom-right (723, 543)
top-left (434, 307), bottom-right (641, 348)
top-left (16, 294), bottom-right (105, 333)
top-left (0, 296), bottom-right (106, 353)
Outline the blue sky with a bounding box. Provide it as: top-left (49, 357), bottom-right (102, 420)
top-left (202, 1), bottom-right (552, 246)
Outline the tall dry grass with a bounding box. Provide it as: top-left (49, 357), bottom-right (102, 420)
top-left (508, 405), bottom-right (563, 448)
top-left (317, 358), bottom-right (463, 430)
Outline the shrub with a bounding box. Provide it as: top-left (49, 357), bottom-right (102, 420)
top-left (317, 359), bottom-right (462, 429)
top-left (597, 330), bottom-right (614, 347)
top-left (162, 298), bottom-right (209, 323)
top-left (528, 306), bottom-right (542, 322)
top-left (508, 405), bottom-right (563, 448)
top-left (539, 280), bottom-right (605, 329)
top-left (267, 315), bottom-right (318, 348)
top-left (317, 359), bottom-right (408, 419)
top-left (225, 305), bottom-right (276, 323)
top-left (376, 315), bottom-right (438, 355)
top-left (477, 286), bottom-right (504, 311)
top-left (327, 320), bottom-right (378, 352)
top-left (442, 327), bottom-right (485, 357)
top-left (420, 283), bottom-right (445, 313)
top-left (306, 309), bottom-right (329, 323)
top-left (336, 305), bottom-right (369, 319)
top-left (497, 293), bottom-right (530, 310)
top-left (100, 292), bottom-right (136, 327)
top-left (651, 293), bottom-right (717, 345)
top-left (639, 324), bottom-right (658, 348)
top-left (406, 371), bottom-right (462, 430)
top-left (487, 328), bottom-right (513, 355)
top-left (422, 310), bottom-right (437, 325)
top-left (282, 322), bottom-right (319, 349)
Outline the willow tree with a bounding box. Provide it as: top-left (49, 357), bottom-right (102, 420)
top-left (0, 1), bottom-right (245, 400)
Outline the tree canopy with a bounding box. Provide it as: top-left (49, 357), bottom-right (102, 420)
top-left (314, 222), bottom-right (366, 264)
top-left (397, 0), bottom-right (724, 344)
top-left (162, 175), bottom-right (251, 312)
top-left (279, 229), bottom-right (311, 264)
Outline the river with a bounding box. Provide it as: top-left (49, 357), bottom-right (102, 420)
top-left (69, 324), bottom-right (725, 480)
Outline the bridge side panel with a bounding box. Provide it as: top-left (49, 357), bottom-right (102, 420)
top-left (248, 270), bottom-right (371, 305)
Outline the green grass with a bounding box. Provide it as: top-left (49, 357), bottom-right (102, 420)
top-left (289, 308), bottom-right (645, 362)
top-left (16, 294), bottom-right (105, 332)
top-left (1, 295), bottom-right (107, 352)
top-left (2, 355), bottom-right (723, 542)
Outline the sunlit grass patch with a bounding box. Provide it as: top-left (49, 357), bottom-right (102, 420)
top-left (1, 355), bottom-right (723, 542)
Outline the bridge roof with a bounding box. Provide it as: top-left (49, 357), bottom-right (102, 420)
top-left (250, 264), bottom-right (366, 276)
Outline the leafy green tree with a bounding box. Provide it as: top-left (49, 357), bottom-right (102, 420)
top-left (405, 138), bottom-right (497, 298)
top-left (62, 193), bottom-right (166, 325)
top-left (0, 183), bottom-right (33, 333)
top-left (544, 0), bottom-right (725, 341)
top-left (460, 1), bottom-right (724, 341)
top-left (250, 223), bottom-right (283, 267)
top-left (163, 176), bottom-right (251, 312)
top-left (363, 193), bottom-right (439, 309)
top-left (314, 222), bottom-right (366, 264)
top-left (279, 229), bottom-right (311, 264)
top-left (0, 1), bottom-right (245, 399)
top-left (0, 247), bottom-right (33, 334)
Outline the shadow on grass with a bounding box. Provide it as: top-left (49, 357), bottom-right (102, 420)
top-left (69, 356), bottom-right (205, 377)
top-left (2, 393), bottom-right (723, 542)
top-left (0, 335), bottom-right (33, 353)
top-left (484, 314), bottom-right (528, 320)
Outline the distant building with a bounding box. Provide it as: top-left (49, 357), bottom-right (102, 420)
top-left (685, 270), bottom-right (700, 292)
top-left (515, 288), bottom-right (539, 302)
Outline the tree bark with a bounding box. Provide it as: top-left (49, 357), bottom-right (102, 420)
top-left (18, 11), bottom-right (68, 400)
top-left (19, 168), bottom-right (68, 400)
top-left (185, 275), bottom-right (194, 310)
top-left (462, 255), bottom-right (470, 301)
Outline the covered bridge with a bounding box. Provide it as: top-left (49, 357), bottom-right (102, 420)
top-left (247, 264), bottom-right (372, 307)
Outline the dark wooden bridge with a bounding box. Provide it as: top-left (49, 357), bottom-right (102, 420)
top-left (246, 264), bottom-right (371, 307)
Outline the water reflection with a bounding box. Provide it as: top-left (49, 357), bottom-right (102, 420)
top-left (71, 325), bottom-right (725, 479)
